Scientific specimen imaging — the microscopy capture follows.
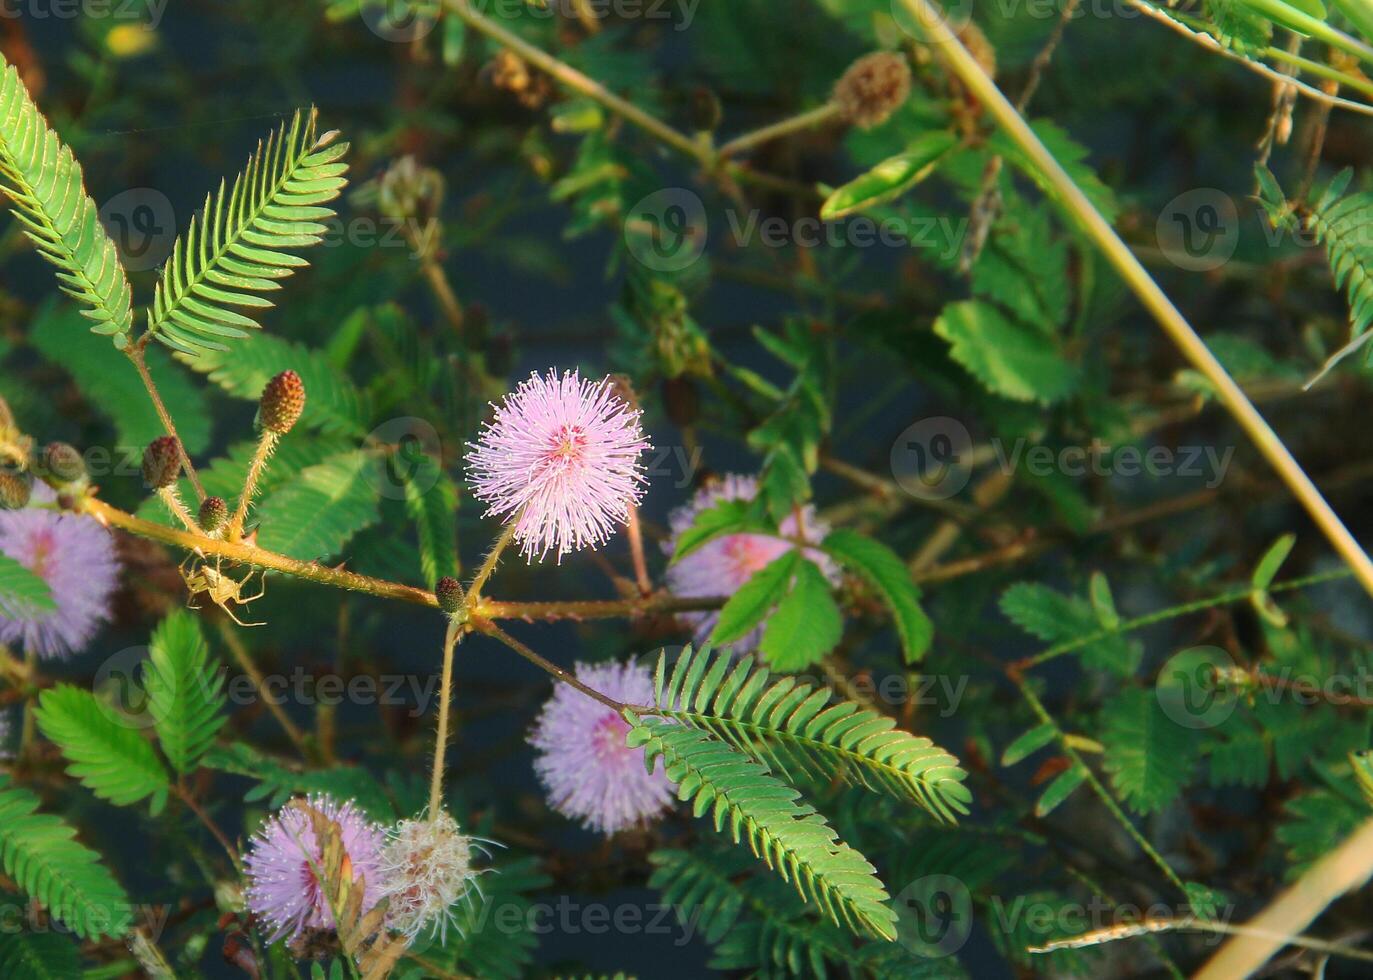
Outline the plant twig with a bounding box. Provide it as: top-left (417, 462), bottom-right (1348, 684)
top-left (1195, 817), bottom-right (1373, 977)
top-left (718, 102), bottom-right (843, 158)
top-left (215, 620), bottom-right (312, 759)
top-left (473, 618), bottom-right (648, 714)
top-left (443, 0), bottom-right (712, 166)
top-left (899, 0), bottom-right (1373, 600)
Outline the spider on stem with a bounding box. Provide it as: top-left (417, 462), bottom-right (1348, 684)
top-left (179, 554), bottom-right (267, 627)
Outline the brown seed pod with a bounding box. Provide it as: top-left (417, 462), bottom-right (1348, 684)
top-left (142, 436), bottom-right (183, 489)
top-left (260, 370), bottom-right (306, 435)
top-left (833, 51), bottom-right (913, 130)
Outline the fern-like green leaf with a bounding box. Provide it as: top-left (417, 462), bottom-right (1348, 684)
top-left (0, 925), bottom-right (80, 978)
top-left (34, 684), bottom-right (170, 811)
top-left (1100, 688), bottom-right (1197, 815)
top-left (1260, 167), bottom-right (1373, 386)
top-left (403, 451), bottom-right (459, 589)
top-left (146, 108), bottom-right (348, 356)
top-left (253, 450), bottom-right (382, 559)
top-left (31, 300), bottom-right (212, 455)
top-left (0, 776), bottom-right (133, 939)
top-left (647, 645), bottom-right (971, 823)
top-left (626, 713), bottom-right (898, 940)
top-left (144, 610), bottom-right (226, 775)
top-left (0, 57), bottom-right (133, 342)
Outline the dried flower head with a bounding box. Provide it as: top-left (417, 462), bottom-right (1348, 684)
top-left (243, 795), bottom-right (386, 943)
top-left (0, 483), bottom-right (119, 659)
top-left (378, 810), bottom-right (486, 944)
top-left (833, 51), bottom-right (912, 129)
top-left (465, 369), bottom-right (650, 563)
top-left (260, 370), bottom-right (306, 435)
top-left (529, 660), bottom-right (674, 835)
top-left (198, 496), bottom-right (228, 534)
top-left (663, 474), bottom-right (839, 653)
top-left (142, 436), bottom-right (182, 489)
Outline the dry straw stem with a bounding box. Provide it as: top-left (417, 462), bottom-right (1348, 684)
top-left (1195, 817), bottom-right (1373, 977)
top-left (895, 0), bottom-right (1373, 601)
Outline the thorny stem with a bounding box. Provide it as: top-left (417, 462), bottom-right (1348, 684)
top-left (127, 344), bottom-right (205, 502)
top-left (624, 507), bottom-right (652, 596)
top-left (228, 429), bottom-right (279, 542)
top-left (717, 102), bottom-right (843, 158)
top-left (427, 618), bottom-right (464, 819)
top-left (467, 518), bottom-right (518, 601)
top-left (157, 485), bottom-right (197, 533)
top-left (899, 0), bottom-right (1373, 601)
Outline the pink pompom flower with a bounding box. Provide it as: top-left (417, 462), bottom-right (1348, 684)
top-left (663, 474), bottom-right (839, 653)
top-left (465, 369), bottom-right (650, 563)
top-left (0, 484), bottom-right (119, 660)
top-left (529, 660), bottom-right (674, 835)
top-left (243, 795), bottom-right (386, 943)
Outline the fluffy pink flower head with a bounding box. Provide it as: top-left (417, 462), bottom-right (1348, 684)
top-left (0, 484), bottom-right (119, 659)
top-left (664, 474), bottom-right (839, 653)
top-left (465, 369), bottom-right (650, 563)
top-left (244, 795), bottom-right (386, 943)
top-left (529, 660), bottom-right (674, 835)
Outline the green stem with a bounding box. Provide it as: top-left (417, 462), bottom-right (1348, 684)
top-left (896, 0), bottom-right (1373, 601)
top-left (718, 102), bottom-right (843, 158)
top-left (1017, 680), bottom-right (1191, 897)
top-left (1019, 569), bottom-right (1351, 671)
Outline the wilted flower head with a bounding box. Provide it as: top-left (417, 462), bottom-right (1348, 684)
top-left (466, 369), bottom-right (650, 563)
top-left (0, 483), bottom-right (119, 659)
top-left (529, 660), bottom-right (674, 835)
top-left (378, 810), bottom-right (485, 944)
top-left (664, 474), bottom-right (839, 653)
top-left (244, 795), bottom-right (386, 943)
